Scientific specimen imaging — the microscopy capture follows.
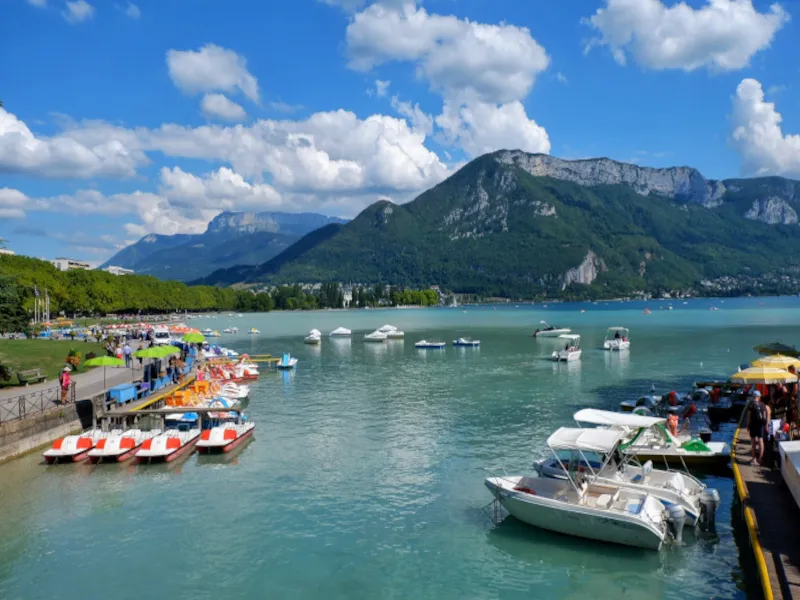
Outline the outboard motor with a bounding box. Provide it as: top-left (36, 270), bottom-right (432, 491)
top-left (667, 504), bottom-right (686, 543)
top-left (698, 488), bottom-right (721, 532)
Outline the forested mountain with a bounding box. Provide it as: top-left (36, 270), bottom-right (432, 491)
top-left (101, 211), bottom-right (347, 281)
top-left (199, 151), bottom-right (800, 298)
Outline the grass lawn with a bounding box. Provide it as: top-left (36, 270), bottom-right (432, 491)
top-left (0, 340), bottom-right (107, 388)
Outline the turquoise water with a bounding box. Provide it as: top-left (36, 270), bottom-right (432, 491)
top-left (2, 297), bottom-right (799, 599)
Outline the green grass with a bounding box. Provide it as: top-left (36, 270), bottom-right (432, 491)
top-left (0, 339), bottom-right (107, 388)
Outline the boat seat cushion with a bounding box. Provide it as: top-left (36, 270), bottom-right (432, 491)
top-left (596, 493), bottom-right (613, 509)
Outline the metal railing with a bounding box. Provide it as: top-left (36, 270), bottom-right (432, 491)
top-left (0, 382), bottom-right (76, 423)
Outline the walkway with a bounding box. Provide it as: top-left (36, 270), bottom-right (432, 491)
top-left (735, 428), bottom-right (800, 599)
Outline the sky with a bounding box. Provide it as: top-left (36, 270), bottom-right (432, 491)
top-left (1, 0), bottom-right (799, 264)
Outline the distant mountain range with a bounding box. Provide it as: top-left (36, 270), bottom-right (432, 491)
top-left (101, 211), bottom-right (348, 281)
top-left (195, 151), bottom-right (800, 298)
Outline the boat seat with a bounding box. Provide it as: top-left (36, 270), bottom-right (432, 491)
top-left (596, 494), bottom-right (613, 509)
top-left (631, 460), bottom-right (653, 483)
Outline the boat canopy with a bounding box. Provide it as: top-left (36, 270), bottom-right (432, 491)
top-left (606, 327), bottom-right (629, 333)
top-left (558, 334), bottom-right (581, 341)
top-left (546, 427), bottom-right (624, 453)
top-left (573, 408), bottom-right (665, 428)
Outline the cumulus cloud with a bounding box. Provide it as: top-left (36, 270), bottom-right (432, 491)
top-left (159, 166), bottom-right (281, 211)
top-left (0, 188), bottom-right (27, 218)
top-left (0, 108), bottom-right (147, 178)
top-left (167, 44), bottom-right (260, 102)
top-left (201, 93), bottom-right (247, 121)
top-left (585, 0), bottom-right (789, 71)
top-left (374, 79), bottom-right (391, 97)
top-left (732, 78), bottom-right (800, 177)
top-left (63, 0), bottom-right (94, 24)
top-left (124, 2), bottom-right (140, 19)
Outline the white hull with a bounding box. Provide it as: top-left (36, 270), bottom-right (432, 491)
top-left (136, 429), bottom-right (201, 462)
top-left (276, 358), bottom-right (298, 369)
top-left (44, 430), bottom-right (106, 463)
top-left (485, 476), bottom-right (666, 550)
top-left (329, 327), bottom-right (351, 337)
top-left (304, 336), bottom-right (321, 345)
top-left (364, 332), bottom-right (388, 342)
top-left (536, 329), bottom-right (571, 338)
top-left (553, 349), bottom-right (582, 361)
top-left (88, 430), bottom-right (160, 462)
top-left (196, 423), bottom-right (255, 453)
top-left (624, 441), bottom-right (730, 468)
top-left (386, 331), bottom-right (405, 339)
top-left (604, 340), bottom-right (631, 351)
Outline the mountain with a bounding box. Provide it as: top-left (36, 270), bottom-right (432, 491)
top-left (101, 211), bottom-right (347, 281)
top-left (199, 151), bottom-right (800, 297)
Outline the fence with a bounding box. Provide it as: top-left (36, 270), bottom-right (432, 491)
top-left (0, 382), bottom-right (76, 423)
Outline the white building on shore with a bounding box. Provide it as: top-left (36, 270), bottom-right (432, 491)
top-left (51, 257), bottom-right (91, 271)
top-left (102, 265), bottom-right (135, 276)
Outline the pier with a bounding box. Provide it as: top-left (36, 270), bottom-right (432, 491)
top-left (734, 424), bottom-right (800, 599)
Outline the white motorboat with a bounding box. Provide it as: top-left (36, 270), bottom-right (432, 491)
top-left (248, 328), bottom-right (260, 335)
top-left (276, 353), bottom-right (298, 369)
top-left (364, 330), bottom-right (388, 343)
top-left (378, 324), bottom-right (397, 333)
top-left (574, 408), bottom-right (730, 470)
top-left (329, 326), bottom-right (352, 337)
top-left (136, 428), bottom-right (201, 463)
top-left (202, 328), bottom-right (214, 336)
top-left (197, 416), bottom-right (255, 454)
top-left (534, 321), bottom-right (572, 338)
top-left (415, 340), bottom-right (446, 349)
top-left (453, 337), bottom-right (480, 347)
top-left (231, 327), bottom-right (239, 333)
top-left (219, 382), bottom-right (250, 400)
top-left (304, 329), bottom-right (322, 344)
top-left (534, 410), bottom-right (721, 529)
top-left (603, 327), bottom-right (631, 351)
top-left (88, 429), bottom-right (161, 463)
top-left (552, 334), bottom-right (582, 361)
top-left (43, 429), bottom-right (107, 464)
top-left (386, 330), bottom-right (405, 339)
top-left (485, 427), bottom-right (681, 550)
top-left (223, 328), bottom-right (232, 334)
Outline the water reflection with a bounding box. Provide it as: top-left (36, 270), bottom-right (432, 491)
top-left (603, 349), bottom-right (630, 371)
top-left (328, 337), bottom-right (352, 356)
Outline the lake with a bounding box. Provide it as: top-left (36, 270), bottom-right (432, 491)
top-left (2, 296), bottom-right (797, 599)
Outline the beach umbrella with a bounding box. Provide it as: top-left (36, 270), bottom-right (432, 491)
top-left (156, 345), bottom-right (181, 357)
top-left (182, 332), bottom-right (205, 344)
top-left (83, 355), bottom-right (126, 389)
top-left (133, 347), bottom-right (164, 359)
top-left (730, 366), bottom-right (797, 385)
top-left (750, 355), bottom-right (800, 370)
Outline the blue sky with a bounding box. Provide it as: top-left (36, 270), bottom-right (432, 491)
top-left (1, 0), bottom-right (799, 264)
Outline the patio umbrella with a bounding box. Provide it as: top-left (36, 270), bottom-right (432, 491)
top-left (182, 332), bottom-right (205, 344)
top-left (750, 355), bottom-right (800, 370)
top-left (83, 355), bottom-right (126, 389)
top-left (133, 347), bottom-right (164, 359)
top-left (156, 345), bottom-right (181, 357)
top-left (730, 366), bottom-right (797, 385)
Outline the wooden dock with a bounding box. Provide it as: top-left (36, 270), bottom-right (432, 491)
top-left (734, 426), bottom-right (800, 599)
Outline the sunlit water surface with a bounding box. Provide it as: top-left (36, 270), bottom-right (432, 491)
top-left (2, 297), bottom-right (798, 599)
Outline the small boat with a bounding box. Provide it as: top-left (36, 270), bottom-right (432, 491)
top-left (136, 428), bottom-right (201, 463)
top-left (207, 330), bottom-right (222, 338)
top-left (219, 382), bottom-right (250, 400)
top-left (202, 328), bottom-right (214, 335)
top-left (223, 328), bottom-right (232, 334)
top-left (230, 327), bottom-right (239, 333)
top-left (329, 326), bottom-right (352, 337)
top-left (644, 308), bottom-right (652, 315)
top-left (552, 334), bottom-right (582, 362)
top-left (386, 330), bottom-right (405, 339)
top-left (276, 353), bottom-right (298, 369)
top-left (485, 427), bottom-right (681, 550)
top-left (88, 429), bottom-right (160, 463)
top-left (415, 340), bottom-right (446, 349)
top-left (453, 337), bottom-right (480, 347)
top-left (248, 328), bottom-right (260, 335)
top-left (603, 327), bottom-right (631, 351)
top-left (304, 329), bottom-right (322, 344)
top-left (378, 324), bottom-right (397, 333)
top-left (533, 321), bottom-right (571, 338)
top-left (196, 416), bottom-right (255, 454)
top-left (364, 330), bottom-right (388, 343)
top-left (43, 430), bottom-right (106, 464)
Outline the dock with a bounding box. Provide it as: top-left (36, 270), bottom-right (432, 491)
top-left (734, 423), bottom-right (800, 599)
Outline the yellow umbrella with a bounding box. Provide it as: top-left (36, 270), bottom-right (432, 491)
top-left (751, 355), bottom-right (800, 370)
top-left (730, 366), bottom-right (797, 385)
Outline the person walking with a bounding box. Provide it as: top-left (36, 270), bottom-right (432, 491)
top-left (746, 390), bottom-right (770, 465)
top-left (58, 366), bottom-right (71, 404)
top-left (123, 341), bottom-right (132, 368)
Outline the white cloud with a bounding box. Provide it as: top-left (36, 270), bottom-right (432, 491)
top-left (390, 96), bottom-right (433, 136)
top-left (436, 101), bottom-right (550, 157)
top-left (63, 0), bottom-right (94, 24)
top-left (166, 44), bottom-right (260, 102)
top-left (0, 188), bottom-right (27, 218)
top-left (556, 72), bottom-right (568, 84)
top-left (124, 2), bottom-right (140, 19)
top-left (26, 0), bottom-right (47, 8)
top-left (318, 0), bottom-right (366, 10)
top-left (0, 108), bottom-right (147, 179)
top-left (585, 0), bottom-right (789, 71)
top-left (732, 78), bottom-right (800, 177)
top-left (159, 166), bottom-right (281, 211)
top-left (374, 79), bottom-right (391, 97)
top-left (201, 93), bottom-right (247, 121)
top-left (268, 101), bottom-right (303, 113)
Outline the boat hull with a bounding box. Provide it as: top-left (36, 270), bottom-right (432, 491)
top-left (625, 450), bottom-right (730, 470)
top-left (485, 479), bottom-right (663, 550)
top-left (136, 432), bottom-right (200, 463)
top-left (603, 341), bottom-right (631, 351)
top-left (197, 426), bottom-right (255, 454)
top-left (44, 449), bottom-right (91, 464)
top-left (88, 446), bottom-right (139, 464)
top-left (553, 349), bottom-right (582, 361)
top-left (535, 329), bottom-right (571, 338)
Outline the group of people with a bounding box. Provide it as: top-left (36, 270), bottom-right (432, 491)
top-left (746, 372), bottom-right (798, 466)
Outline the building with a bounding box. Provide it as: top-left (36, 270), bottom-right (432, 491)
top-left (51, 257), bottom-right (92, 271)
top-left (102, 265), bottom-right (135, 276)
top-left (0, 248), bottom-right (15, 256)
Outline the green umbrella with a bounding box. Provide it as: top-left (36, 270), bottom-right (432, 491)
top-left (84, 355), bottom-right (126, 389)
top-left (133, 347), bottom-right (163, 359)
top-left (182, 332), bottom-right (205, 344)
top-left (156, 345), bottom-right (181, 357)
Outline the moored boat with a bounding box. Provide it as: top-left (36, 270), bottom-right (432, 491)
top-left (196, 422), bottom-right (255, 454)
top-left (88, 429), bottom-right (160, 463)
top-left (136, 428), bottom-right (201, 463)
top-left (386, 330), bottom-right (405, 339)
top-left (248, 328), bottom-right (260, 335)
top-left (329, 326), bottom-right (351, 337)
top-left (603, 327), bottom-right (631, 351)
top-left (378, 324), bottom-right (397, 333)
top-left (415, 340), bottom-right (446, 349)
top-left (43, 430), bottom-right (106, 464)
top-left (534, 321), bottom-right (571, 338)
top-left (364, 330), bottom-right (388, 343)
top-left (552, 334), bottom-right (582, 361)
top-left (304, 329), bottom-right (322, 344)
top-left (453, 337), bottom-right (480, 347)
top-left (277, 353), bottom-right (298, 369)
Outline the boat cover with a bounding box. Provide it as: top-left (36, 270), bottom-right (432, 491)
top-left (546, 427), bottom-right (624, 453)
top-left (574, 409), bottom-right (665, 428)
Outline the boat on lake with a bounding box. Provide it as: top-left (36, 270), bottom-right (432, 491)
top-left (603, 327), bottom-right (630, 351)
top-left (329, 326), bottom-right (351, 337)
top-left (453, 337), bottom-right (480, 347)
top-left (552, 334), bottom-right (582, 361)
top-left (415, 340), bottom-right (446, 349)
top-left (378, 324), bottom-right (397, 333)
top-left (43, 430), bottom-right (106, 464)
top-left (485, 427), bottom-right (681, 550)
top-left (136, 427), bottom-right (201, 463)
top-left (533, 321), bottom-right (571, 338)
top-left (196, 413), bottom-right (255, 454)
top-left (364, 330), bottom-right (388, 343)
top-left (88, 429), bottom-right (160, 463)
top-left (248, 328), bottom-right (260, 335)
top-left (386, 330), bottom-right (405, 339)
top-left (276, 353), bottom-right (298, 369)
top-left (304, 329), bottom-right (322, 344)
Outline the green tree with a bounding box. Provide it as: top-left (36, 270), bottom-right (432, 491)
top-left (0, 277), bottom-right (29, 334)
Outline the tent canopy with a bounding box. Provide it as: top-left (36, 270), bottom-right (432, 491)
top-left (546, 427), bottom-right (624, 453)
top-left (574, 408), bottom-right (665, 428)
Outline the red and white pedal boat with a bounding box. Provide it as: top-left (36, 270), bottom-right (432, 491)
top-left (135, 428), bottom-right (201, 463)
top-left (87, 429), bottom-right (161, 463)
top-left (196, 422), bottom-right (255, 454)
top-left (43, 430), bottom-right (106, 464)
